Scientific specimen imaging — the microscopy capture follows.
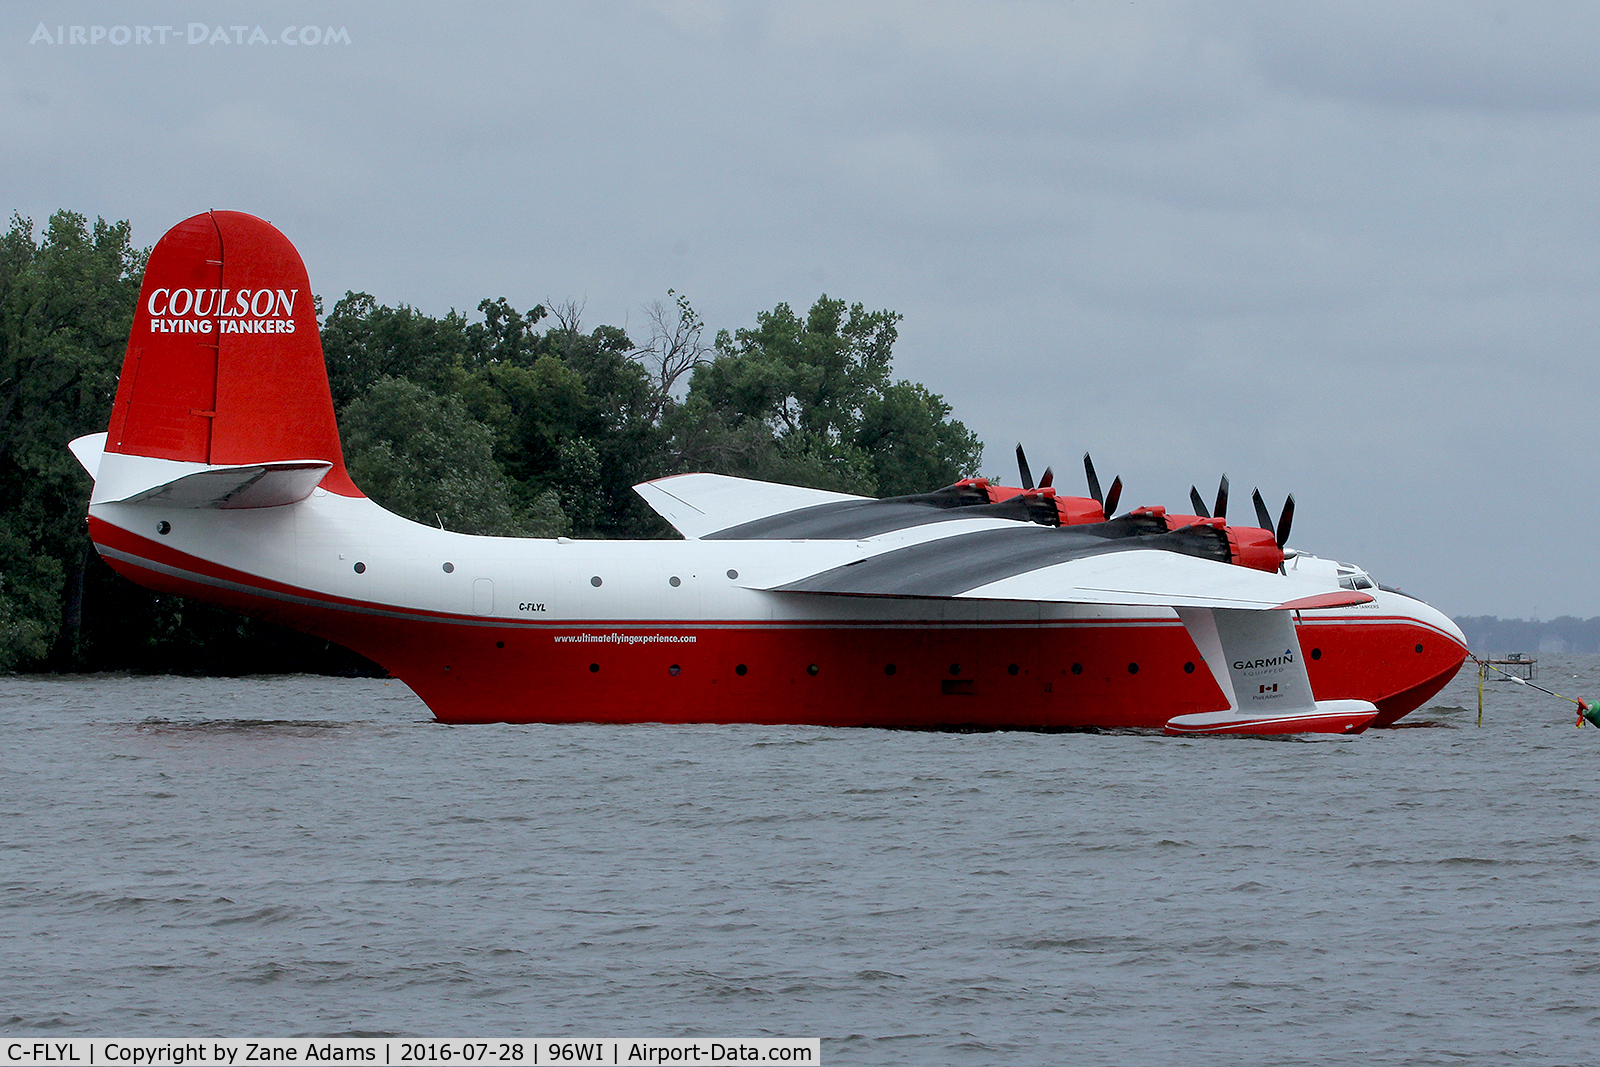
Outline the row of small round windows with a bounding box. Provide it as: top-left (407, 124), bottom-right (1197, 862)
top-left (560, 646), bottom-right (1427, 676)
top-left (595, 571), bottom-right (739, 587)
top-left (152, 520), bottom-right (747, 588)
top-left (342, 560), bottom-right (742, 585)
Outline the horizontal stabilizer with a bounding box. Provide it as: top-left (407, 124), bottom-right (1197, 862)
top-left (68, 432), bottom-right (107, 480)
top-left (78, 436), bottom-right (331, 509)
top-left (119, 461), bottom-right (332, 509)
top-left (634, 473), bottom-right (868, 539)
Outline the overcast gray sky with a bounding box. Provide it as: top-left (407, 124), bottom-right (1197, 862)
top-left (6, 1), bottom-right (1597, 619)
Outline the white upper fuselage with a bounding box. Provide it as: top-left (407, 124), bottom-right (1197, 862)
top-left (88, 483), bottom-right (1465, 643)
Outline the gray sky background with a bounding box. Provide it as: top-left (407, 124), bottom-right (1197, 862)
top-left (6, 1), bottom-right (1597, 620)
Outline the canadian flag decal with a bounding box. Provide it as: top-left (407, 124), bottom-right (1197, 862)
top-left (1259, 683), bottom-right (1278, 694)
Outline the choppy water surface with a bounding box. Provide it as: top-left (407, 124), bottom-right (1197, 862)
top-left (4, 660), bottom-right (1600, 1065)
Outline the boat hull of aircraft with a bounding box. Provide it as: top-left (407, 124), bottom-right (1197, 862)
top-left (73, 210), bottom-right (1468, 733)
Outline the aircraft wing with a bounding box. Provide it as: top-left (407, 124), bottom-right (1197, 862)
top-left (953, 549), bottom-right (1369, 610)
top-left (634, 473), bottom-right (869, 539)
top-left (750, 525), bottom-right (1371, 611)
top-left (635, 472), bottom-right (1048, 540)
top-left (640, 474), bottom-right (1370, 611)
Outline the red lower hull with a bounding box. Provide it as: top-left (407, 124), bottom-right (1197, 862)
top-left (98, 530), bottom-right (1468, 730)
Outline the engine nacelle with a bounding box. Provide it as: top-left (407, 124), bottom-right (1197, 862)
top-left (1225, 525), bottom-right (1286, 572)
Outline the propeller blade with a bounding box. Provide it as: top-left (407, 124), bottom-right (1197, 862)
top-left (1214, 475), bottom-right (1229, 521)
top-left (1039, 466), bottom-right (1053, 489)
top-left (1189, 486), bottom-right (1210, 518)
top-left (1104, 476), bottom-right (1122, 517)
top-left (1251, 488), bottom-right (1273, 531)
top-left (1083, 453), bottom-right (1103, 505)
top-left (1277, 494), bottom-right (1295, 547)
top-left (1016, 444), bottom-right (1034, 490)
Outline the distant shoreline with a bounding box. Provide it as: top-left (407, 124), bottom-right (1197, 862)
top-left (1453, 616), bottom-right (1600, 655)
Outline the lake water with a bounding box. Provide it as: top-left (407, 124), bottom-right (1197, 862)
top-left (4, 657), bottom-right (1600, 1065)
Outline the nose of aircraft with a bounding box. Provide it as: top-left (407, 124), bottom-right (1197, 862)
top-left (1399, 591), bottom-right (1468, 651)
top-left (1359, 587), bottom-right (1470, 727)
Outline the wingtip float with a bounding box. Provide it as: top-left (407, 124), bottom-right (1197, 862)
top-left (72, 211), bottom-right (1469, 735)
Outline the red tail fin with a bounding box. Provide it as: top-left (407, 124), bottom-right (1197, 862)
top-left (106, 210), bottom-right (361, 496)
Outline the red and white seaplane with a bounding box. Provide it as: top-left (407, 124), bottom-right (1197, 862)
top-left (69, 211), bottom-right (1468, 735)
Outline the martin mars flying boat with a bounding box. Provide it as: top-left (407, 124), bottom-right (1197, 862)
top-left (69, 212), bottom-right (1468, 735)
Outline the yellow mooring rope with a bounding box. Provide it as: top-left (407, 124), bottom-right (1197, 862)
top-left (1470, 655), bottom-right (1600, 728)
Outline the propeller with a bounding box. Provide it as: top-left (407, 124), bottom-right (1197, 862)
top-left (1188, 474), bottom-right (1229, 519)
top-left (1250, 488), bottom-right (1296, 546)
top-left (1251, 488), bottom-right (1273, 531)
top-left (1083, 453), bottom-right (1122, 517)
top-left (1016, 444), bottom-right (1034, 491)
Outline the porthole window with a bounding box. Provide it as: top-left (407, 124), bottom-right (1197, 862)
top-left (496, 641), bottom-right (505, 649)
top-left (949, 663), bottom-right (961, 676)
top-left (884, 663), bottom-right (897, 676)
top-left (353, 562), bottom-right (366, 574)
top-left (156, 521), bottom-right (171, 536)
top-left (1183, 661), bottom-right (1195, 674)
top-left (669, 576), bottom-right (681, 587)
top-left (442, 562), bottom-right (455, 573)
top-left (589, 663), bottom-right (600, 673)
top-left (1311, 648), bottom-right (1322, 660)
top-left (668, 664), bottom-right (681, 676)
top-left (1415, 643), bottom-right (1424, 654)
top-left (590, 575), bottom-right (602, 587)
top-left (1071, 663), bottom-right (1083, 675)
top-left (806, 663), bottom-right (819, 676)
top-left (735, 663), bottom-right (747, 676)
top-left (726, 569), bottom-right (739, 580)
top-left (1128, 662), bottom-right (1139, 674)
top-left (1007, 663), bottom-right (1020, 676)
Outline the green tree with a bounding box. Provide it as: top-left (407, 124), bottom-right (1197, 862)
top-left (670, 295), bottom-right (981, 495)
top-left (0, 211), bottom-right (144, 668)
top-left (543, 303), bottom-right (673, 535)
top-left (341, 376), bottom-right (568, 537)
top-left (320, 292), bottom-right (472, 411)
top-left (458, 299), bottom-right (672, 537)
top-left (699, 296), bottom-right (898, 439)
top-left (857, 380), bottom-right (984, 497)
top-left (464, 295), bottom-right (547, 366)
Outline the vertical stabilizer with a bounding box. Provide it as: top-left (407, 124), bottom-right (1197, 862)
top-left (105, 210), bottom-right (360, 496)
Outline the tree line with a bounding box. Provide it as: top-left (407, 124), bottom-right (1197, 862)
top-left (1452, 616), bottom-right (1600, 656)
top-left (0, 210), bottom-right (983, 674)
